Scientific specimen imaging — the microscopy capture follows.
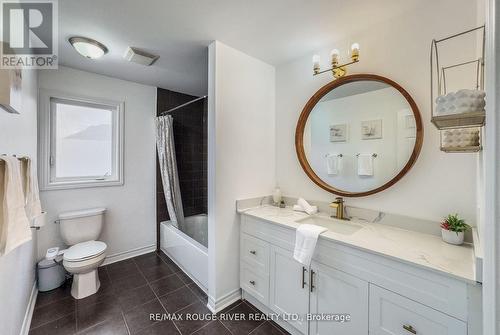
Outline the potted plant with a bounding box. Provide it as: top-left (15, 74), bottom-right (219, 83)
top-left (440, 214), bottom-right (470, 245)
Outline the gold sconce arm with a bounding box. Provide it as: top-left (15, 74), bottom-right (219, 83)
top-left (313, 59), bottom-right (359, 77)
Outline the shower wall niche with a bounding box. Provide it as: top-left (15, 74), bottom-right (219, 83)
top-left (156, 88), bottom-right (207, 226)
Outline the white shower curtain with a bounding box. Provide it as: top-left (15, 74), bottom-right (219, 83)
top-left (156, 115), bottom-right (184, 228)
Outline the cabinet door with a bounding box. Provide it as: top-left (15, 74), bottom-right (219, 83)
top-left (369, 285), bottom-right (467, 335)
top-left (309, 261), bottom-right (368, 335)
top-left (269, 246), bottom-right (310, 334)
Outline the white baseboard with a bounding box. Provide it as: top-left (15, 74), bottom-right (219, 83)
top-left (207, 288), bottom-right (242, 313)
top-left (102, 244), bottom-right (156, 266)
top-left (20, 281), bottom-right (38, 335)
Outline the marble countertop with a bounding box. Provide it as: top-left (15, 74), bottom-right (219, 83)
top-left (239, 205), bottom-right (477, 284)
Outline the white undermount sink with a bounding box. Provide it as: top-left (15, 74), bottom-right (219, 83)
top-left (295, 216), bottom-right (363, 235)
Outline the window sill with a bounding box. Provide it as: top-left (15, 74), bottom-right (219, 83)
top-left (40, 179), bottom-right (124, 191)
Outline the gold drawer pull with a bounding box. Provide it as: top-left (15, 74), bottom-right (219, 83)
top-left (403, 325), bottom-right (417, 334)
top-left (249, 280), bottom-right (256, 285)
top-left (249, 250), bottom-right (257, 255)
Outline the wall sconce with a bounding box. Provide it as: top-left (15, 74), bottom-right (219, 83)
top-left (313, 43), bottom-right (360, 78)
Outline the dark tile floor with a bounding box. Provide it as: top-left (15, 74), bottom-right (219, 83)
top-left (29, 251), bottom-right (289, 335)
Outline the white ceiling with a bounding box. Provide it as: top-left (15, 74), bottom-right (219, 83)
top-left (59, 0), bottom-right (421, 96)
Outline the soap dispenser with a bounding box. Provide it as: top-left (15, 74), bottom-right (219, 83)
top-left (272, 186), bottom-right (282, 206)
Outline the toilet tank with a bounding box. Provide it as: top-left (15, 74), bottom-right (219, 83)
top-left (58, 208), bottom-right (106, 245)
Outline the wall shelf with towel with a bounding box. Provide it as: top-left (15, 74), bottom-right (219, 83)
top-left (430, 25), bottom-right (485, 153)
top-left (431, 111), bottom-right (485, 130)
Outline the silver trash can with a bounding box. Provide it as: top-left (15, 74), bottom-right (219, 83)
top-left (37, 259), bottom-right (66, 292)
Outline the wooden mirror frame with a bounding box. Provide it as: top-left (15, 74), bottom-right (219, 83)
top-left (295, 74), bottom-right (423, 197)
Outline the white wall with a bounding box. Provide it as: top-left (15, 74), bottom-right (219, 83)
top-left (38, 66), bottom-right (157, 262)
top-left (0, 69), bottom-right (38, 335)
top-left (276, 0), bottom-right (480, 224)
top-left (208, 41), bottom-right (275, 311)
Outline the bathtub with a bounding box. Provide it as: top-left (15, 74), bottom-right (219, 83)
top-left (160, 214), bottom-right (208, 290)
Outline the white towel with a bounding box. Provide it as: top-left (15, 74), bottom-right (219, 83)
top-left (19, 157), bottom-right (42, 221)
top-left (293, 224), bottom-right (327, 266)
top-left (435, 89), bottom-right (486, 115)
top-left (297, 198), bottom-right (318, 215)
top-left (0, 156), bottom-right (32, 256)
top-left (357, 154), bottom-right (374, 176)
top-left (326, 154), bottom-right (342, 175)
top-left (293, 204), bottom-right (318, 214)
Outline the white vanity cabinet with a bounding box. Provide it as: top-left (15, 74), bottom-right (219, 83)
top-left (239, 214), bottom-right (480, 335)
top-left (309, 261), bottom-right (368, 335)
top-left (269, 246), bottom-right (310, 334)
top-left (369, 285), bottom-right (466, 335)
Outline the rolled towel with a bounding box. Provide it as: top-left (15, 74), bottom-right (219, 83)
top-left (436, 89), bottom-right (486, 115)
top-left (293, 224), bottom-right (328, 266)
top-left (293, 204), bottom-right (318, 214)
top-left (297, 198), bottom-right (318, 215)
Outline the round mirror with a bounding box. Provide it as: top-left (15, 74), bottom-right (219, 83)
top-left (296, 74), bottom-right (423, 197)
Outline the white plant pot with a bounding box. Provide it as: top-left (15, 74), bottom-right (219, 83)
top-left (441, 228), bottom-right (464, 245)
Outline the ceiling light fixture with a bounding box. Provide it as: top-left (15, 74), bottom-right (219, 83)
top-left (69, 36), bottom-right (108, 59)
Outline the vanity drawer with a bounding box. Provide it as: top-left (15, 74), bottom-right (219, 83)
top-left (369, 285), bottom-right (466, 335)
top-left (241, 263), bottom-right (269, 306)
top-left (241, 233), bottom-right (270, 273)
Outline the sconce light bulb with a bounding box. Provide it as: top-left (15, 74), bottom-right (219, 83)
top-left (312, 54), bottom-right (320, 74)
top-left (330, 49), bottom-right (340, 66)
top-left (330, 49), bottom-right (340, 57)
top-left (350, 43), bottom-right (360, 62)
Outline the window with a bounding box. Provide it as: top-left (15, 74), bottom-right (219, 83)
top-left (39, 90), bottom-right (124, 190)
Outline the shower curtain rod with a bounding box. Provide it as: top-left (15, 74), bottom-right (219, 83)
top-left (160, 95), bottom-right (207, 116)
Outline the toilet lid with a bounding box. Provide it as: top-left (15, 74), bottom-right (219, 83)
top-left (64, 241), bottom-right (107, 262)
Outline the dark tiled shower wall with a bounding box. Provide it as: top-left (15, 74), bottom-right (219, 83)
top-left (156, 88), bottom-right (207, 226)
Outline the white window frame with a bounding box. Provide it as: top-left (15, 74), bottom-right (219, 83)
top-left (38, 89), bottom-right (124, 190)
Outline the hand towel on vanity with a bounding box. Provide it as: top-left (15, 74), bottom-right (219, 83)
top-left (326, 154), bottom-right (342, 175)
top-left (293, 204), bottom-right (318, 214)
top-left (297, 198), bottom-right (318, 215)
top-left (357, 154), bottom-right (374, 176)
top-left (293, 224), bottom-right (328, 266)
top-left (20, 157), bottom-right (42, 221)
top-left (0, 156), bottom-right (32, 256)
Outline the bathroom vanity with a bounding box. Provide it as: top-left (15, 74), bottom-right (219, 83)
top-left (237, 73), bottom-right (481, 334)
top-left (238, 205), bottom-right (481, 335)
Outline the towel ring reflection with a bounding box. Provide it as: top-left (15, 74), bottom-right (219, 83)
top-left (356, 153), bottom-right (378, 158)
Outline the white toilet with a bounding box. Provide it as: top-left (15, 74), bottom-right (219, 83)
top-left (58, 208), bottom-right (107, 299)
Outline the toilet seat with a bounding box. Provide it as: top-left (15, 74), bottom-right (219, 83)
top-left (64, 241), bottom-right (107, 262)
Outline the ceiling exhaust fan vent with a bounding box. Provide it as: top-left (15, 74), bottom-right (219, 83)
top-left (123, 47), bottom-right (159, 66)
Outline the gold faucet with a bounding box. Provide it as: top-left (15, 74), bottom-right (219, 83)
top-left (330, 197), bottom-right (347, 220)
